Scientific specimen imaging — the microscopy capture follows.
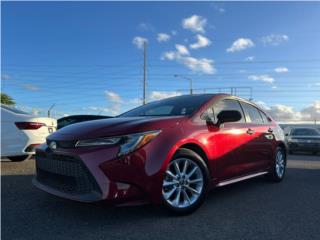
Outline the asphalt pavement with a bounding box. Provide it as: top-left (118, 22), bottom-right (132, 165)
top-left (1, 154), bottom-right (320, 240)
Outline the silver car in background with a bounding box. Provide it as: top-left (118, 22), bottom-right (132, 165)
top-left (285, 127), bottom-right (320, 155)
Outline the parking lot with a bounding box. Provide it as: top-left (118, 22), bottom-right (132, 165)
top-left (2, 154), bottom-right (320, 240)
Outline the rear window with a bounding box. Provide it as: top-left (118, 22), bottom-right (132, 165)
top-left (291, 128), bottom-right (320, 136)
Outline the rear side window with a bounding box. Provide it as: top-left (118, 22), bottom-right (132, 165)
top-left (241, 102), bottom-right (264, 124)
top-left (259, 111), bottom-right (270, 123)
top-left (213, 99), bottom-right (245, 123)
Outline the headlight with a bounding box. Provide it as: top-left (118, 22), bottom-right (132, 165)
top-left (75, 130), bottom-right (161, 156)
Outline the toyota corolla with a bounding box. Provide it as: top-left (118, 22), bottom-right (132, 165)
top-left (33, 94), bottom-right (287, 214)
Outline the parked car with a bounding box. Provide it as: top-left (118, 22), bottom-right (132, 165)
top-left (33, 94), bottom-right (287, 214)
top-left (1, 104), bottom-right (57, 161)
top-left (286, 127), bottom-right (320, 155)
top-left (57, 115), bottom-right (111, 129)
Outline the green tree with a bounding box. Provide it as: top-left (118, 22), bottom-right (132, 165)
top-left (1, 93), bottom-right (15, 105)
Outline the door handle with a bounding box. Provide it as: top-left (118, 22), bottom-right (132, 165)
top-left (247, 128), bottom-right (255, 135)
top-left (268, 128), bottom-right (274, 133)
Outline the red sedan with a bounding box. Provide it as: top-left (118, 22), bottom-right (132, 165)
top-left (33, 94), bottom-right (287, 214)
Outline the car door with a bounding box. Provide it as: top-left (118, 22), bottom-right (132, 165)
top-left (209, 98), bottom-right (254, 181)
top-left (240, 102), bottom-right (274, 173)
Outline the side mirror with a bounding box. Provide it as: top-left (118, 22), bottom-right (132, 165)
top-left (285, 133), bottom-right (289, 136)
top-left (217, 110), bottom-right (242, 126)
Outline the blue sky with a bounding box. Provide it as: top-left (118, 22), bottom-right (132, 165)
top-left (2, 1), bottom-right (320, 120)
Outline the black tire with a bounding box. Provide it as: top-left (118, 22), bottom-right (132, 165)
top-left (7, 155), bottom-right (31, 162)
top-left (267, 147), bottom-right (286, 182)
top-left (162, 148), bottom-right (210, 215)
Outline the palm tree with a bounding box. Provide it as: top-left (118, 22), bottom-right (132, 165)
top-left (1, 93), bottom-right (15, 105)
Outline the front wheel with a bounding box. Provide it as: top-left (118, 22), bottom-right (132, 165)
top-left (162, 148), bottom-right (209, 215)
top-left (267, 147), bottom-right (286, 182)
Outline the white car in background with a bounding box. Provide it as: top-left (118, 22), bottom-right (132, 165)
top-left (1, 105), bottom-right (57, 161)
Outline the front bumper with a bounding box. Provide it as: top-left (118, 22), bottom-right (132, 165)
top-left (32, 140), bottom-right (167, 204)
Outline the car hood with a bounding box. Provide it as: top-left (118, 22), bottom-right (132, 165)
top-left (48, 116), bottom-right (186, 141)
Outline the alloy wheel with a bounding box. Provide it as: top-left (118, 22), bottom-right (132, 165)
top-left (275, 150), bottom-right (285, 178)
top-left (162, 158), bottom-right (204, 209)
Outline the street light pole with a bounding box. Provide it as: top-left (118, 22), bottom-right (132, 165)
top-left (48, 104), bottom-right (56, 118)
top-left (174, 75), bottom-right (193, 95)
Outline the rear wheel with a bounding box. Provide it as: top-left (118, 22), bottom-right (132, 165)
top-left (7, 155), bottom-right (31, 162)
top-left (162, 148), bottom-right (209, 215)
top-left (268, 147), bottom-right (286, 182)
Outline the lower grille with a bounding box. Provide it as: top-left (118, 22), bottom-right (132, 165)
top-left (35, 152), bottom-right (101, 196)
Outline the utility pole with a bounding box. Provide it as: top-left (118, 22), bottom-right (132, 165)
top-left (143, 41), bottom-right (147, 105)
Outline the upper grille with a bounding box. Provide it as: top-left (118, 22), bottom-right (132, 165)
top-left (35, 152), bottom-right (101, 197)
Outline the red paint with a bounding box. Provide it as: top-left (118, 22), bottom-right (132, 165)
top-left (33, 94), bottom-right (286, 205)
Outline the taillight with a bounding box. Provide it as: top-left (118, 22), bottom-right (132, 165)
top-left (15, 122), bottom-right (46, 130)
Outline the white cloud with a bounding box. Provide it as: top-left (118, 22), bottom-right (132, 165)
top-left (88, 106), bottom-right (119, 116)
top-left (248, 74), bottom-right (274, 83)
top-left (182, 15), bottom-right (207, 33)
top-left (104, 91), bottom-right (122, 115)
top-left (105, 91), bottom-right (121, 103)
top-left (254, 100), bottom-right (320, 121)
top-left (149, 91), bottom-right (182, 101)
top-left (210, 3), bottom-right (226, 14)
top-left (175, 44), bottom-right (189, 55)
top-left (261, 34), bottom-right (289, 46)
top-left (301, 101), bottom-right (320, 121)
top-left (137, 22), bottom-right (154, 32)
top-left (157, 33), bottom-right (171, 42)
top-left (180, 57), bottom-right (215, 74)
top-left (245, 56), bottom-right (255, 62)
top-left (21, 84), bottom-right (40, 91)
top-left (162, 50), bottom-right (215, 74)
top-left (190, 34), bottom-right (211, 49)
top-left (274, 67), bottom-right (289, 73)
top-left (255, 101), bottom-right (271, 111)
top-left (133, 36), bottom-right (148, 49)
top-left (218, 8), bottom-right (225, 13)
top-left (161, 43), bottom-right (215, 74)
top-left (161, 51), bottom-right (177, 61)
top-left (226, 38), bottom-right (254, 53)
top-left (267, 104), bottom-right (301, 121)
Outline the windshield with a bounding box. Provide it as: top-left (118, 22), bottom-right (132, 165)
top-left (291, 128), bottom-right (320, 136)
top-left (119, 95), bottom-right (214, 117)
top-left (1, 105), bottom-right (30, 115)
